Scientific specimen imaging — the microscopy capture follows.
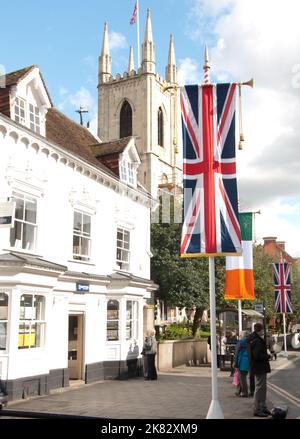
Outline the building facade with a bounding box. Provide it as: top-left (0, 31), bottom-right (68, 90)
top-left (0, 65), bottom-right (156, 401)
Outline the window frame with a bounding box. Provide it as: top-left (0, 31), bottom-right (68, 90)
top-left (0, 292), bottom-right (9, 352)
top-left (158, 107), bottom-right (164, 147)
top-left (106, 300), bottom-right (120, 341)
top-left (120, 100), bottom-right (133, 138)
top-left (126, 300), bottom-right (139, 340)
top-left (116, 227), bottom-right (131, 272)
top-left (29, 103), bottom-right (41, 134)
top-left (9, 191), bottom-right (38, 252)
top-left (18, 294), bottom-right (46, 350)
top-left (72, 209), bottom-right (92, 262)
top-left (14, 97), bottom-right (26, 126)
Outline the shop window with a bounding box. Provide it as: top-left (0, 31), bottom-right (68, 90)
top-left (107, 300), bottom-right (119, 341)
top-left (0, 293), bottom-right (8, 351)
top-left (18, 294), bottom-right (45, 349)
top-left (126, 300), bottom-right (138, 340)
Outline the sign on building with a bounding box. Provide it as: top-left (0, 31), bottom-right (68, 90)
top-left (0, 201), bottom-right (16, 228)
top-left (254, 304), bottom-right (264, 313)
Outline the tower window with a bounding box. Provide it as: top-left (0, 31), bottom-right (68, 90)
top-left (158, 107), bottom-right (164, 147)
top-left (120, 101), bottom-right (132, 138)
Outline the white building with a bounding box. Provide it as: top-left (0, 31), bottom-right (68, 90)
top-left (0, 65), bottom-right (156, 401)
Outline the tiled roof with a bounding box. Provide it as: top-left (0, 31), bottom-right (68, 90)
top-left (91, 137), bottom-right (131, 157)
top-left (2, 65), bottom-right (36, 87)
top-left (45, 108), bottom-right (116, 177)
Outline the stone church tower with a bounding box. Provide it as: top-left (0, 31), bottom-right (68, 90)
top-left (98, 10), bottom-right (182, 198)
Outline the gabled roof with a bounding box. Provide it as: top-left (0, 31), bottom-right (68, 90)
top-left (1, 65), bottom-right (53, 105)
top-left (91, 137), bottom-right (131, 157)
top-left (3, 65), bottom-right (36, 87)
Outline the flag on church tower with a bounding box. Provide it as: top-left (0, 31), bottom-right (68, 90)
top-left (273, 262), bottom-right (293, 313)
top-left (224, 212), bottom-right (255, 299)
top-left (180, 83), bottom-right (242, 257)
top-left (130, 1), bottom-right (138, 25)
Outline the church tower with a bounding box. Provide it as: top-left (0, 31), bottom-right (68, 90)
top-left (97, 11), bottom-right (182, 197)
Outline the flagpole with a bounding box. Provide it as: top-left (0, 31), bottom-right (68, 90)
top-left (238, 299), bottom-right (242, 337)
top-left (204, 46), bottom-right (224, 419)
top-left (136, 0), bottom-right (140, 68)
top-left (279, 252), bottom-right (288, 358)
top-left (206, 257), bottom-right (224, 419)
top-left (282, 312), bottom-right (288, 358)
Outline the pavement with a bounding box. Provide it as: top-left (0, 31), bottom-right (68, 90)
top-left (2, 351), bottom-right (300, 420)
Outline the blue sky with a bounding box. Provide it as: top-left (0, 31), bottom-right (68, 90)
top-left (0, 0), bottom-right (213, 116)
top-left (1, 0), bottom-right (300, 256)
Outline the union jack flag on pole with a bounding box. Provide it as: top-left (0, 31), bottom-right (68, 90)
top-left (130, 1), bottom-right (138, 25)
top-left (180, 83), bottom-right (242, 257)
top-left (273, 262), bottom-right (293, 313)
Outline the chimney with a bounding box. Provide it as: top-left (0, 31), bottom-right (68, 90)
top-left (263, 236), bottom-right (277, 257)
top-left (276, 241), bottom-right (286, 251)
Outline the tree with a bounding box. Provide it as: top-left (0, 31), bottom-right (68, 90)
top-left (151, 196), bottom-right (228, 335)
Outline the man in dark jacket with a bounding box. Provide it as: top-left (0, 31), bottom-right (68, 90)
top-left (247, 323), bottom-right (271, 417)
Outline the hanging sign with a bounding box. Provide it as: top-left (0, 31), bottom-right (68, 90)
top-left (0, 201), bottom-right (16, 228)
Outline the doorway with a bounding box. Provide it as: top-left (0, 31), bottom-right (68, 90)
top-left (68, 314), bottom-right (84, 380)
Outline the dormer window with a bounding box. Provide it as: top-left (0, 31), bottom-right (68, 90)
top-left (120, 160), bottom-right (135, 186)
top-left (13, 98), bottom-right (42, 135)
top-left (14, 97), bottom-right (26, 126)
top-left (29, 104), bottom-right (40, 134)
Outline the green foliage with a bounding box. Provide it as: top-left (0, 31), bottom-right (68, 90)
top-left (163, 323), bottom-right (192, 340)
top-left (151, 196), bottom-right (300, 332)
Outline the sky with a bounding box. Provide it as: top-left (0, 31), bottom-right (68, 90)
top-left (1, 0), bottom-right (300, 256)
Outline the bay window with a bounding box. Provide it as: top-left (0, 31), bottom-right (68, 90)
top-left (18, 294), bottom-right (45, 349)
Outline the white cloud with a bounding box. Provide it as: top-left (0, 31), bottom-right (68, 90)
top-left (185, 0), bottom-right (300, 256)
top-left (177, 58), bottom-right (201, 86)
top-left (57, 87), bottom-right (97, 134)
top-left (109, 31), bottom-right (127, 51)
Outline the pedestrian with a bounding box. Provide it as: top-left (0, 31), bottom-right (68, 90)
top-left (269, 333), bottom-right (277, 361)
top-left (247, 322), bottom-right (271, 417)
top-left (141, 334), bottom-right (149, 379)
top-left (144, 329), bottom-right (157, 380)
top-left (234, 332), bottom-right (249, 397)
top-left (227, 330), bottom-right (238, 376)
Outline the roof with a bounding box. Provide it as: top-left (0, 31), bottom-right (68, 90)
top-left (0, 65), bottom-right (53, 107)
top-left (0, 252), bottom-right (67, 271)
top-left (45, 108), bottom-right (116, 177)
top-left (1, 65), bottom-right (36, 87)
top-left (242, 309), bottom-right (263, 318)
top-left (91, 137), bottom-right (131, 157)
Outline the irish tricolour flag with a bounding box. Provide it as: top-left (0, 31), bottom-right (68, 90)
top-left (224, 212), bottom-right (255, 300)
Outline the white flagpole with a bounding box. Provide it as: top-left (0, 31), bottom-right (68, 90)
top-left (282, 312), bottom-right (288, 358)
top-left (279, 253), bottom-right (288, 359)
top-left (136, 0), bottom-right (140, 68)
top-left (206, 257), bottom-right (224, 418)
top-left (238, 299), bottom-right (242, 337)
top-left (204, 45), bottom-right (224, 420)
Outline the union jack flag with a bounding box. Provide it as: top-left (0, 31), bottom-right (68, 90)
top-left (180, 83), bottom-right (242, 256)
top-left (273, 262), bottom-right (293, 313)
top-left (130, 1), bottom-right (138, 25)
